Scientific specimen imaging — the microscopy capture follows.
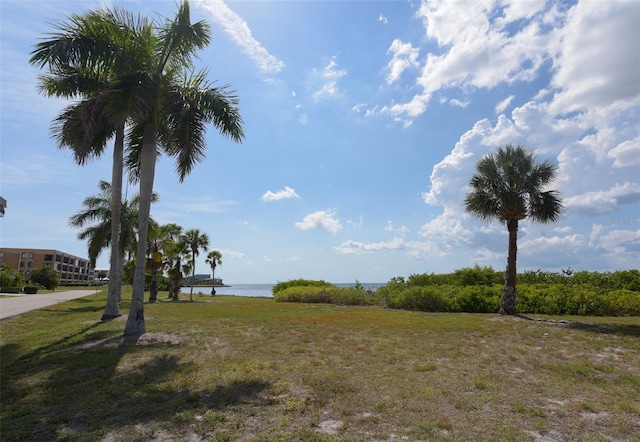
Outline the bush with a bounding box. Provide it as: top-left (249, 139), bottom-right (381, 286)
top-left (1, 264), bottom-right (24, 288)
top-left (0, 287), bottom-right (21, 294)
top-left (29, 267), bottom-right (59, 290)
top-left (23, 286), bottom-right (38, 294)
top-left (272, 279), bottom-right (332, 296)
top-left (274, 285), bottom-right (382, 306)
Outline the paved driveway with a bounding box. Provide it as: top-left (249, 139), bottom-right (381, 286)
top-left (0, 290), bottom-right (98, 320)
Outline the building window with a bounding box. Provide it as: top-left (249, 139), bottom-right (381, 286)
top-left (56, 255), bottom-right (61, 262)
top-left (21, 252), bottom-right (27, 258)
top-left (44, 254), bottom-right (53, 261)
top-left (28, 252), bottom-right (34, 259)
top-left (19, 260), bottom-right (26, 268)
top-left (27, 261), bottom-right (33, 268)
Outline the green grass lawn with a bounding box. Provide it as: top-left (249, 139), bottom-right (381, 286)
top-left (1, 291), bottom-right (639, 441)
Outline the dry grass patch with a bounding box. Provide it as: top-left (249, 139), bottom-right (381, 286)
top-left (1, 293), bottom-right (639, 441)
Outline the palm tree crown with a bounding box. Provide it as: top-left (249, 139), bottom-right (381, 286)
top-left (464, 144), bottom-right (563, 224)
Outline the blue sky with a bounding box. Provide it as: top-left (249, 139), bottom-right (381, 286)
top-left (1, 0), bottom-right (639, 284)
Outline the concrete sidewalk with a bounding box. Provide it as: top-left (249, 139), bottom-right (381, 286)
top-left (0, 290), bottom-right (99, 320)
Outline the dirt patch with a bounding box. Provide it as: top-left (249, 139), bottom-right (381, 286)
top-left (79, 332), bottom-right (186, 349)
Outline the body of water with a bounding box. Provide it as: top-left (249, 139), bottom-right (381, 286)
top-left (180, 283), bottom-right (386, 298)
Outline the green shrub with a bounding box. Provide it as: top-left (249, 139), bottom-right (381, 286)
top-left (452, 285), bottom-right (501, 313)
top-left (274, 285), bottom-right (382, 306)
top-left (23, 286), bottom-right (38, 294)
top-left (384, 285), bottom-right (451, 312)
top-left (0, 287), bottom-right (21, 294)
top-left (1, 264), bottom-right (24, 288)
top-left (272, 279), bottom-right (333, 296)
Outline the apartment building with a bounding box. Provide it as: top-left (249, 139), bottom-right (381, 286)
top-left (0, 248), bottom-right (94, 285)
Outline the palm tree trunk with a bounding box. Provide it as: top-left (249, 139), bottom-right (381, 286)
top-left (211, 264), bottom-right (216, 295)
top-left (189, 259), bottom-right (195, 302)
top-left (149, 262), bottom-right (159, 303)
top-left (124, 124), bottom-right (156, 336)
top-left (500, 218), bottom-right (518, 315)
top-left (102, 125), bottom-right (124, 320)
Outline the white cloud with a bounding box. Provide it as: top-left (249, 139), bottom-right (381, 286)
top-left (261, 186), bottom-right (300, 202)
top-left (295, 209), bottom-right (343, 235)
top-left (548, 1), bottom-right (640, 115)
top-left (311, 57), bottom-right (347, 100)
top-left (384, 221), bottom-right (410, 235)
top-left (449, 98), bottom-right (470, 108)
top-left (378, 13), bottom-right (388, 24)
top-left (386, 39), bottom-right (419, 84)
top-left (564, 182), bottom-right (640, 216)
top-left (607, 137), bottom-right (640, 168)
top-left (286, 256), bottom-right (300, 262)
top-left (334, 237), bottom-right (406, 255)
top-left (347, 215), bottom-right (363, 230)
top-left (194, 0), bottom-right (284, 74)
top-left (220, 249), bottom-right (246, 260)
top-left (495, 95), bottom-right (515, 114)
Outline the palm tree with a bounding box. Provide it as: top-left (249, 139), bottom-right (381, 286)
top-left (30, 8), bottom-right (155, 320)
top-left (69, 181), bottom-right (156, 300)
top-left (464, 144), bottom-right (563, 315)
top-left (146, 222), bottom-right (182, 302)
top-left (205, 250), bottom-right (222, 295)
top-left (123, 1), bottom-right (244, 334)
top-left (166, 237), bottom-right (191, 301)
top-left (184, 229), bottom-right (209, 301)
top-left (32, 2), bottom-right (244, 335)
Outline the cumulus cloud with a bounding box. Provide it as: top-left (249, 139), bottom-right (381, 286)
top-left (295, 209), bottom-right (343, 235)
top-left (548, 1), bottom-right (640, 115)
top-left (380, 0), bottom-right (639, 127)
top-left (261, 186), bottom-right (300, 202)
top-left (607, 137), bottom-right (640, 168)
top-left (194, 0), bottom-right (284, 74)
top-left (564, 182), bottom-right (640, 216)
top-left (386, 39), bottom-right (419, 84)
top-left (379, 0), bottom-right (551, 122)
top-left (378, 13), bottom-right (388, 24)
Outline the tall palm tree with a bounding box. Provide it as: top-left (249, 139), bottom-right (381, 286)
top-left (122, 1), bottom-right (244, 334)
top-left (146, 222), bottom-right (182, 302)
top-left (205, 250), bottom-right (222, 295)
top-left (32, 2), bottom-right (244, 335)
top-left (30, 8), bottom-right (155, 320)
top-left (184, 229), bottom-right (209, 302)
top-left (464, 144), bottom-right (563, 315)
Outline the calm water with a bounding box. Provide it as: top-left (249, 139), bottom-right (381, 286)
top-left (181, 283), bottom-right (386, 298)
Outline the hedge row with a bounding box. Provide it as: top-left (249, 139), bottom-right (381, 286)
top-left (273, 285), bottom-right (383, 306)
top-left (274, 282), bottom-right (640, 316)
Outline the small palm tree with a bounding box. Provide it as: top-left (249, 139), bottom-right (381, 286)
top-left (146, 222), bottom-right (182, 302)
top-left (205, 250), bottom-right (222, 295)
top-left (69, 181), bottom-right (155, 306)
top-left (184, 229), bottom-right (210, 302)
top-left (464, 144), bottom-right (563, 315)
top-left (166, 238), bottom-right (191, 301)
